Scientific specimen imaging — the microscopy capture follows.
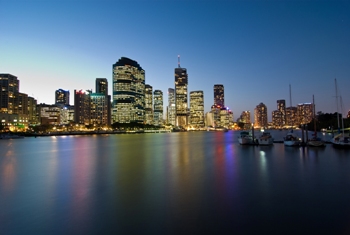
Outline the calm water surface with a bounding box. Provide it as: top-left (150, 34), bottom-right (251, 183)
top-left (1, 130), bottom-right (350, 235)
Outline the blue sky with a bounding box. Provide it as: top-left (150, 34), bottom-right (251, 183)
top-left (1, 0), bottom-right (349, 121)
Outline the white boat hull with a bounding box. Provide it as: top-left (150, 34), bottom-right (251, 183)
top-left (258, 138), bottom-right (274, 146)
top-left (238, 137), bottom-right (254, 145)
top-left (284, 140), bottom-right (300, 146)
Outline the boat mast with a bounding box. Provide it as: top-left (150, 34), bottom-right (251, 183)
top-left (335, 78), bottom-right (340, 133)
top-left (340, 95), bottom-right (345, 136)
top-left (313, 95), bottom-right (317, 138)
top-left (289, 84), bottom-right (293, 129)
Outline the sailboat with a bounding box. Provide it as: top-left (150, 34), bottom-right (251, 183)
top-left (331, 79), bottom-right (350, 148)
top-left (307, 95), bottom-right (326, 147)
top-left (284, 84), bottom-right (300, 147)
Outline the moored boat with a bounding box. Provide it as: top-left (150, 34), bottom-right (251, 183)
top-left (307, 95), bottom-right (325, 147)
top-left (238, 131), bottom-right (255, 145)
top-left (284, 132), bottom-right (300, 146)
top-left (258, 132), bottom-right (274, 146)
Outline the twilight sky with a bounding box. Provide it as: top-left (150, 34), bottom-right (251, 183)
top-left (1, 0), bottom-right (349, 122)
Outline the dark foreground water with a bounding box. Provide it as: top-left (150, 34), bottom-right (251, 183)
top-left (1, 130), bottom-right (350, 235)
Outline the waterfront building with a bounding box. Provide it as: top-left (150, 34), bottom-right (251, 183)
top-left (238, 111), bottom-right (251, 129)
top-left (96, 78), bottom-right (108, 95)
top-left (205, 112), bottom-right (215, 127)
top-left (112, 57), bottom-right (145, 124)
top-left (277, 99), bottom-right (286, 126)
top-left (272, 110), bottom-right (283, 128)
top-left (55, 89), bottom-right (70, 107)
top-left (74, 89), bottom-right (91, 125)
top-left (286, 106), bottom-right (298, 127)
top-left (254, 103), bottom-right (268, 128)
top-left (59, 105), bottom-right (74, 125)
top-left (90, 93), bottom-right (110, 126)
top-left (214, 84), bottom-right (224, 108)
top-left (175, 57), bottom-right (188, 127)
top-left (167, 88), bottom-right (175, 126)
top-left (145, 85), bottom-right (153, 125)
top-left (210, 105), bottom-right (221, 127)
top-left (220, 107), bottom-right (232, 128)
top-left (189, 91), bottom-right (204, 128)
top-left (153, 90), bottom-right (163, 126)
top-left (37, 104), bottom-right (60, 126)
top-left (28, 96), bottom-right (38, 125)
top-left (0, 74), bottom-right (19, 114)
top-left (297, 103), bottom-right (313, 125)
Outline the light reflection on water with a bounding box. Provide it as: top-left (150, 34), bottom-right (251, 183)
top-left (1, 131), bottom-right (350, 234)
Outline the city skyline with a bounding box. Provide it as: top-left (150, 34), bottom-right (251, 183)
top-left (1, 0), bottom-right (349, 121)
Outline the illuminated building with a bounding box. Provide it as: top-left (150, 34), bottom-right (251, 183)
top-left (153, 90), bottom-right (163, 126)
top-left (37, 104), bottom-right (60, 125)
top-left (0, 74), bottom-right (19, 114)
top-left (74, 89), bottom-right (91, 125)
top-left (175, 56), bottom-right (188, 127)
top-left (112, 57), bottom-right (145, 124)
top-left (254, 103), bottom-right (268, 128)
top-left (214, 84), bottom-right (224, 108)
top-left (297, 103), bottom-right (313, 125)
top-left (286, 106), bottom-right (298, 127)
top-left (28, 96), bottom-right (38, 125)
top-left (220, 107), bottom-right (232, 128)
top-left (272, 110), bottom-right (283, 128)
top-left (277, 99), bottom-right (286, 126)
top-left (167, 88), bottom-right (175, 126)
top-left (55, 89), bottom-right (70, 107)
top-left (145, 85), bottom-right (153, 125)
top-left (189, 91), bottom-right (204, 127)
top-left (91, 93), bottom-right (110, 126)
top-left (96, 78), bottom-right (108, 95)
top-left (238, 111), bottom-right (251, 129)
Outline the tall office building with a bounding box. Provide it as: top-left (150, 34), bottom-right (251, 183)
top-left (297, 103), bottom-right (313, 125)
top-left (277, 99), bottom-right (286, 126)
top-left (175, 56), bottom-right (188, 127)
top-left (94, 78), bottom-right (111, 126)
top-left (254, 102), bottom-right (268, 128)
top-left (55, 89), bottom-right (70, 107)
top-left (27, 96), bottom-right (38, 125)
top-left (286, 106), bottom-right (298, 127)
top-left (96, 78), bottom-right (108, 95)
top-left (153, 90), bottom-right (163, 126)
top-left (272, 110), bottom-right (283, 128)
top-left (167, 88), bottom-right (175, 126)
top-left (214, 84), bottom-right (224, 108)
top-left (112, 57), bottom-right (145, 124)
top-left (145, 84), bottom-right (153, 125)
top-left (74, 89), bottom-right (91, 125)
top-left (0, 74), bottom-right (19, 114)
top-left (189, 91), bottom-right (204, 127)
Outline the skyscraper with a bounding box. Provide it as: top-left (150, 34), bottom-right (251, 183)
top-left (175, 57), bottom-right (188, 127)
top-left (167, 88), bottom-right (175, 126)
top-left (277, 99), bottom-right (286, 126)
top-left (214, 84), bottom-right (224, 108)
top-left (74, 89), bottom-right (91, 125)
top-left (254, 102), bottom-right (268, 128)
top-left (145, 84), bottom-right (153, 125)
top-left (153, 90), bottom-right (163, 126)
top-left (112, 57), bottom-right (145, 124)
top-left (55, 89), bottom-right (70, 107)
top-left (0, 74), bottom-right (19, 114)
top-left (189, 91), bottom-right (204, 128)
top-left (96, 78), bottom-right (108, 95)
top-left (297, 103), bottom-right (313, 125)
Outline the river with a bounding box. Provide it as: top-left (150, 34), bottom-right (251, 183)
top-left (1, 130), bottom-right (350, 234)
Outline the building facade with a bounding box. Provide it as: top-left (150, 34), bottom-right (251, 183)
top-left (214, 84), bottom-right (224, 108)
top-left (167, 88), bottom-right (175, 126)
top-left (145, 84), bottom-right (153, 125)
top-left (55, 89), bottom-right (70, 107)
top-left (277, 99), bottom-right (286, 126)
top-left (112, 57), bottom-right (145, 124)
top-left (96, 78), bottom-right (108, 95)
top-left (175, 65), bottom-right (188, 127)
top-left (286, 106), bottom-right (298, 127)
top-left (153, 90), bottom-right (163, 126)
top-left (0, 74), bottom-right (19, 114)
top-left (74, 89), bottom-right (91, 125)
top-left (297, 103), bottom-right (313, 125)
top-left (189, 91), bottom-right (204, 128)
top-left (254, 103), bottom-right (268, 128)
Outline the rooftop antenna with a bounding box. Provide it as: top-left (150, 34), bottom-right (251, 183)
top-left (178, 55), bottom-right (180, 68)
